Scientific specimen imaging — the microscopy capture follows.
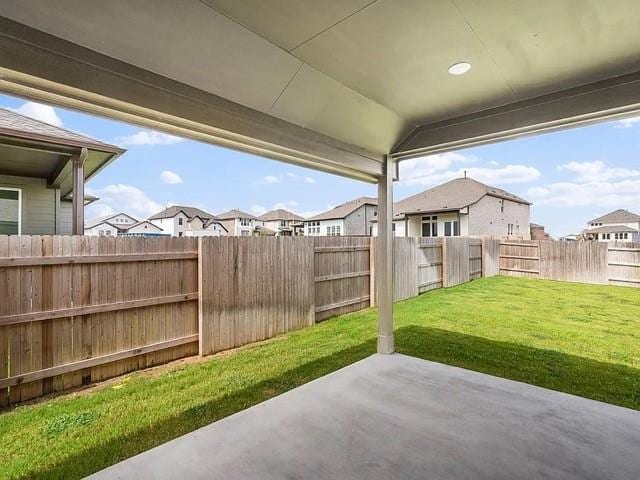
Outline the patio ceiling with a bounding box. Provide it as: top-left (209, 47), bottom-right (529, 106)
top-left (1, 1), bottom-right (640, 180)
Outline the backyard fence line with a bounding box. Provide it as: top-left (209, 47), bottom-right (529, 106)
top-left (499, 240), bottom-right (640, 287)
top-left (0, 235), bottom-right (199, 407)
top-left (0, 234), bottom-right (497, 406)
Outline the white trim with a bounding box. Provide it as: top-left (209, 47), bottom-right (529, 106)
top-left (0, 186), bottom-right (22, 235)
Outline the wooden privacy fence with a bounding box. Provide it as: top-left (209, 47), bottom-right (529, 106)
top-left (1, 235), bottom-right (498, 405)
top-left (392, 237), bottom-right (501, 301)
top-left (500, 240), bottom-right (640, 287)
top-left (0, 236), bottom-right (198, 406)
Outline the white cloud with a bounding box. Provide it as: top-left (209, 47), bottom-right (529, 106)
top-left (557, 160), bottom-right (640, 182)
top-left (304, 176), bottom-right (316, 184)
top-left (8, 101), bottom-right (63, 127)
top-left (399, 152), bottom-right (540, 187)
top-left (250, 204), bottom-right (268, 216)
top-left (257, 175), bottom-right (281, 185)
top-left (615, 116), bottom-right (640, 128)
top-left (526, 179), bottom-right (640, 207)
top-left (399, 152), bottom-right (475, 184)
top-left (85, 184), bottom-right (163, 220)
top-left (160, 170), bottom-right (183, 184)
top-left (116, 130), bottom-right (184, 146)
top-left (527, 160), bottom-right (640, 207)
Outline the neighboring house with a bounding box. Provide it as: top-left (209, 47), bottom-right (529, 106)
top-left (85, 212), bottom-right (138, 236)
top-left (85, 212), bottom-right (166, 236)
top-left (148, 205), bottom-right (216, 237)
top-left (183, 216), bottom-right (228, 237)
top-left (530, 223), bottom-right (550, 240)
top-left (305, 197), bottom-right (378, 237)
top-left (216, 209), bottom-right (256, 236)
top-left (583, 209), bottom-right (640, 242)
top-left (372, 177), bottom-right (531, 239)
top-left (257, 209), bottom-right (306, 236)
top-left (0, 107), bottom-right (123, 235)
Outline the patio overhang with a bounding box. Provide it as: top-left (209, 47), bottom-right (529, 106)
top-left (2, 1), bottom-right (640, 353)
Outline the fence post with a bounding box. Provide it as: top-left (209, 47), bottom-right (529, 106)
top-left (441, 238), bottom-right (447, 287)
top-left (369, 237), bottom-right (376, 307)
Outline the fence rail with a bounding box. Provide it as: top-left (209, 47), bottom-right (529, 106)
top-left (500, 240), bottom-right (640, 287)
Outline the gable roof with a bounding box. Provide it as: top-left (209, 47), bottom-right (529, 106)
top-left (86, 212), bottom-right (138, 229)
top-left (257, 208), bottom-right (305, 222)
top-left (589, 209), bottom-right (640, 224)
top-left (123, 220), bottom-right (163, 231)
top-left (393, 177), bottom-right (530, 218)
top-left (203, 218), bottom-right (228, 231)
top-left (216, 209), bottom-right (255, 220)
top-left (308, 197), bottom-right (377, 221)
top-left (0, 107), bottom-right (122, 153)
top-left (584, 224), bottom-right (640, 234)
top-left (148, 205), bottom-right (215, 220)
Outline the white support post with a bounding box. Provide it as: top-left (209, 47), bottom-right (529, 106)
top-left (377, 154), bottom-right (394, 354)
top-left (71, 147), bottom-right (88, 235)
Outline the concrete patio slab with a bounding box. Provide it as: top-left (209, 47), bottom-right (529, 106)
top-left (88, 354), bottom-right (640, 480)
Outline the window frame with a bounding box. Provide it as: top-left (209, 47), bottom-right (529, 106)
top-left (0, 187), bottom-right (22, 235)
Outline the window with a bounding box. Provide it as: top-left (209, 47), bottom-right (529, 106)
top-left (280, 220), bottom-right (287, 227)
top-left (241, 230), bottom-right (250, 236)
top-left (240, 218), bottom-right (251, 227)
top-left (0, 187), bottom-right (21, 235)
top-left (178, 218), bottom-right (183, 226)
top-left (421, 216), bottom-right (437, 237)
top-left (178, 232), bottom-right (183, 237)
top-left (326, 225), bottom-right (341, 236)
top-left (443, 221), bottom-right (459, 237)
top-left (105, 230), bottom-right (112, 236)
top-left (500, 199), bottom-right (504, 213)
top-left (507, 223), bottom-right (514, 235)
top-left (98, 230), bottom-right (105, 236)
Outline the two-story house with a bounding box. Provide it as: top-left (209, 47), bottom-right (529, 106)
top-left (85, 212), bottom-right (166, 236)
top-left (583, 209), bottom-right (640, 242)
top-left (216, 209), bottom-right (256, 236)
top-left (372, 177), bottom-right (531, 239)
top-left (183, 214), bottom-right (228, 237)
top-left (256, 209), bottom-right (305, 236)
top-left (148, 205), bottom-right (216, 237)
top-left (305, 197), bottom-right (377, 236)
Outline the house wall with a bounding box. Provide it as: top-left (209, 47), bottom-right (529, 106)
top-left (344, 204), bottom-right (377, 236)
top-left (391, 211), bottom-right (466, 238)
top-left (468, 195), bottom-right (530, 239)
top-left (218, 218), bottom-right (254, 236)
top-left (0, 174), bottom-right (72, 234)
top-left (85, 221), bottom-right (118, 236)
top-left (184, 222), bottom-right (226, 237)
top-left (151, 212), bottom-right (190, 236)
top-left (126, 222), bottom-right (164, 235)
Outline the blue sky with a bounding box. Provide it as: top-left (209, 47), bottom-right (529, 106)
top-left (3, 93), bottom-right (640, 238)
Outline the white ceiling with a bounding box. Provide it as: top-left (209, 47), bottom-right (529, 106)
top-left (2, 0), bottom-right (640, 168)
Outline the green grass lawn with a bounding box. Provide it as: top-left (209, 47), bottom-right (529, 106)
top-left (2, 276), bottom-right (639, 479)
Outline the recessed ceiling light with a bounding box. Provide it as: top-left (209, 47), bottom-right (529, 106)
top-left (448, 62), bottom-right (471, 76)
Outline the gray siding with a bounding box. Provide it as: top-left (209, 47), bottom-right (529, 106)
top-left (344, 204), bottom-right (377, 236)
top-left (0, 174), bottom-right (71, 234)
top-left (467, 195), bottom-right (530, 239)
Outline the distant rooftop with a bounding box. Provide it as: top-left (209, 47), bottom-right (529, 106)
top-left (308, 196), bottom-right (377, 221)
top-left (588, 209), bottom-right (640, 224)
top-left (393, 177), bottom-right (530, 218)
top-left (216, 209), bottom-right (255, 220)
top-left (148, 205), bottom-right (215, 221)
top-left (258, 208), bottom-right (305, 222)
